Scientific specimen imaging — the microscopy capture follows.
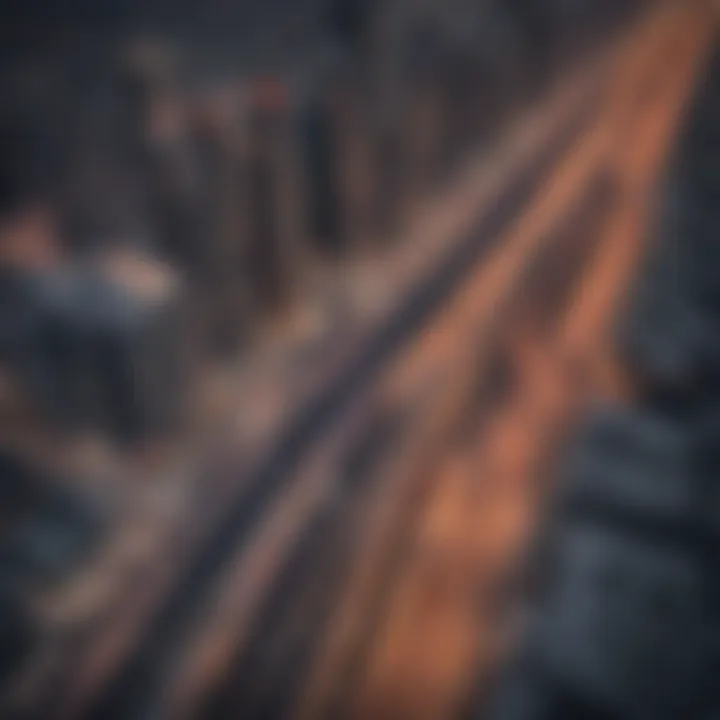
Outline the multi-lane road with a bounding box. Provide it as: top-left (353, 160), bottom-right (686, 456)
top-left (292, 6), bottom-right (714, 720)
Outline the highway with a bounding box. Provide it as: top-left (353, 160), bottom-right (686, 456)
top-left (3, 2), bottom-right (715, 718)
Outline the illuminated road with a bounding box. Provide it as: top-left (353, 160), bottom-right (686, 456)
top-left (297, 5), bottom-right (715, 720)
